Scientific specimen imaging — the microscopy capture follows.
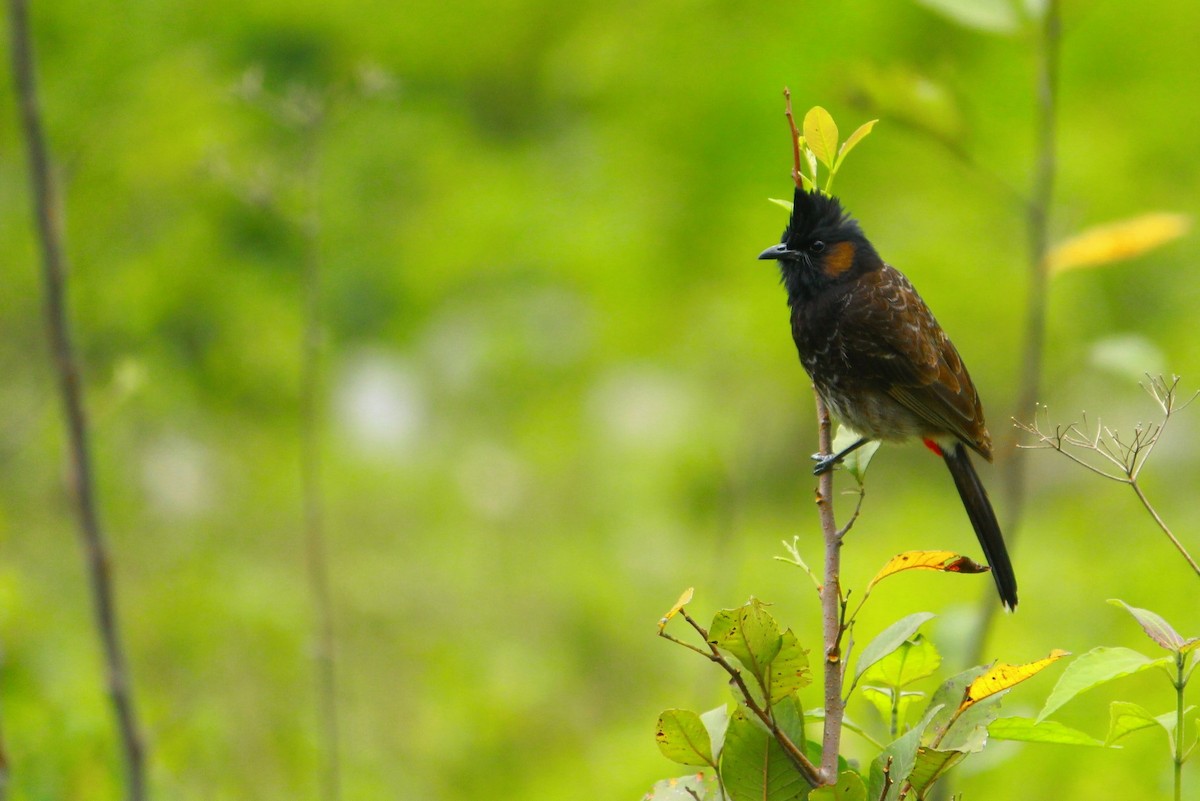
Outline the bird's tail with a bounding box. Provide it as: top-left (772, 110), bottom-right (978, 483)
top-left (941, 442), bottom-right (1018, 610)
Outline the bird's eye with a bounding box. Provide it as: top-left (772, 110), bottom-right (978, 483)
top-left (810, 240), bottom-right (826, 253)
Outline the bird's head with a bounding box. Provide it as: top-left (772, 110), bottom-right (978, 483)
top-left (758, 187), bottom-right (876, 300)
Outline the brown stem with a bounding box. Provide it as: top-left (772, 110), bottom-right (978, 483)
top-left (7, 1), bottom-right (147, 798)
top-left (298, 115), bottom-right (342, 801)
top-left (814, 392), bottom-right (845, 784)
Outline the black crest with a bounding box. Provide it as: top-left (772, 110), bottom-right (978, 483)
top-left (781, 187), bottom-right (863, 250)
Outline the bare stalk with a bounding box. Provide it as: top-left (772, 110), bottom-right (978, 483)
top-left (297, 110), bottom-right (341, 801)
top-left (1016, 388), bottom-right (1200, 577)
top-left (7, 1), bottom-right (147, 797)
top-left (814, 392), bottom-right (846, 784)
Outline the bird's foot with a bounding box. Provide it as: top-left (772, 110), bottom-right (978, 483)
top-left (811, 453), bottom-right (841, 476)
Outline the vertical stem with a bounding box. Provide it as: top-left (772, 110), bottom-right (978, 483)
top-left (966, 0), bottom-right (1061, 659)
top-left (1007, 0), bottom-right (1060, 514)
top-left (814, 392), bottom-right (844, 784)
top-left (7, 1), bottom-right (147, 798)
top-left (0, 709), bottom-right (9, 801)
top-left (298, 118), bottom-right (341, 801)
top-left (1174, 651), bottom-right (1185, 801)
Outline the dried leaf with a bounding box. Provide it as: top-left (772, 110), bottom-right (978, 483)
top-left (658, 587), bottom-right (694, 632)
top-left (867, 551), bottom-right (989, 592)
top-left (1048, 213), bottom-right (1190, 273)
top-left (961, 649), bottom-right (1069, 710)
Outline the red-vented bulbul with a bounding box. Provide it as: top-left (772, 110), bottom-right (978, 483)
top-left (759, 186), bottom-right (1018, 610)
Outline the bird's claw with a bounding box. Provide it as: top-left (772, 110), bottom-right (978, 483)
top-left (811, 453), bottom-right (840, 476)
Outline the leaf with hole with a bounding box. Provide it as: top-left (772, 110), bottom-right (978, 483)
top-left (656, 709), bottom-right (715, 767)
top-left (961, 649), bottom-right (1069, 710)
top-left (867, 552), bottom-right (989, 593)
top-left (708, 598), bottom-right (783, 680)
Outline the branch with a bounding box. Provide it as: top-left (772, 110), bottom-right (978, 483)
top-left (676, 611), bottom-right (824, 787)
top-left (813, 392), bottom-right (845, 785)
top-left (7, 1), bottom-right (147, 798)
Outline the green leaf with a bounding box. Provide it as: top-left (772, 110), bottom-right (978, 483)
top-left (772, 695), bottom-right (807, 750)
top-left (1109, 599), bottom-right (1196, 653)
top-left (856, 612), bottom-right (936, 682)
top-left (701, 705), bottom-right (731, 762)
top-left (911, 0), bottom-right (1020, 33)
top-left (708, 598), bottom-right (783, 683)
top-left (767, 629), bottom-right (813, 704)
top-left (832, 424), bottom-right (880, 483)
top-left (988, 716), bottom-right (1106, 746)
top-left (861, 634), bottom-right (942, 689)
top-left (769, 198), bottom-right (795, 213)
top-left (862, 687), bottom-right (924, 733)
top-left (937, 702), bottom-right (996, 754)
top-left (866, 704), bottom-right (942, 801)
top-left (1038, 647), bottom-right (1170, 722)
top-left (906, 747), bottom-right (965, 797)
top-left (721, 709), bottom-right (808, 801)
top-left (1106, 700), bottom-right (1160, 745)
top-left (833, 120), bottom-right (878, 171)
top-left (924, 667), bottom-right (989, 749)
top-left (656, 709), bottom-right (715, 767)
top-left (644, 773), bottom-right (721, 800)
top-left (803, 106), bottom-right (839, 170)
top-left (810, 771), bottom-right (867, 801)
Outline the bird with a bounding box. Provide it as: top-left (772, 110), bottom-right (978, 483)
top-left (758, 186), bottom-right (1018, 610)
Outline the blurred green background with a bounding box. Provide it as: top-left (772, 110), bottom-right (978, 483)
top-left (2, 0), bottom-right (1198, 798)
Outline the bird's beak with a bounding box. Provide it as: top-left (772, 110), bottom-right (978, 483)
top-left (758, 243), bottom-right (797, 261)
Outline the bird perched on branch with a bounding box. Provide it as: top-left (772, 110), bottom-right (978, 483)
top-left (759, 186), bottom-right (1018, 610)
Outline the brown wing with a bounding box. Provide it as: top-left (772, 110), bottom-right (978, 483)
top-left (838, 264), bottom-right (992, 459)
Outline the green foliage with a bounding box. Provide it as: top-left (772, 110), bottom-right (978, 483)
top-left (5, 0), bottom-right (1200, 799)
top-left (1030, 602), bottom-right (1199, 799)
top-left (655, 593), bottom-right (1067, 800)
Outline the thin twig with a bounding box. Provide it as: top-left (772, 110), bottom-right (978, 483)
top-left (1129, 481), bottom-right (1200, 577)
top-left (1017, 390), bottom-right (1200, 576)
top-left (7, 1), bottom-right (147, 797)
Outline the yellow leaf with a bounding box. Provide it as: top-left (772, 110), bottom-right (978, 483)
top-left (658, 587), bottom-right (695, 631)
top-left (803, 106), bottom-right (839, 170)
top-left (960, 649), bottom-right (1070, 710)
top-left (867, 550), bottom-right (990, 592)
top-left (1048, 213), bottom-right (1190, 273)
